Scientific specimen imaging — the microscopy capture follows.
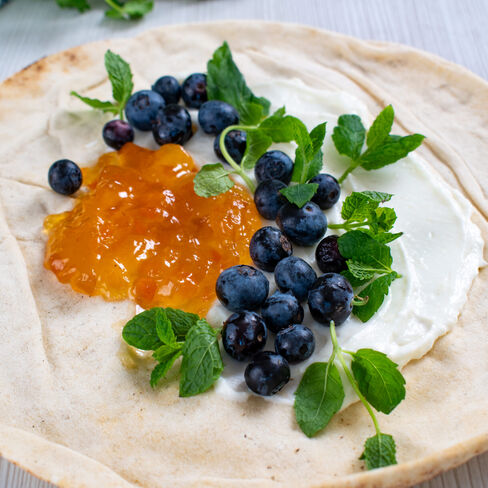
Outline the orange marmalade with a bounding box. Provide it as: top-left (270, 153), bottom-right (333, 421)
top-left (44, 143), bottom-right (262, 316)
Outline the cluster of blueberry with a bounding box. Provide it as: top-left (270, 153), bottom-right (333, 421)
top-left (216, 227), bottom-right (354, 396)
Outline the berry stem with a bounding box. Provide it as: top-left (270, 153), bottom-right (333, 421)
top-left (330, 321), bottom-right (381, 436)
top-left (219, 124), bottom-right (257, 193)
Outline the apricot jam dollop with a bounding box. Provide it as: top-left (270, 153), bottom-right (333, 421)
top-left (44, 143), bottom-right (262, 316)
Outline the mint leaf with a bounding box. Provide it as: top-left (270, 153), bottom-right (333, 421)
top-left (241, 130), bottom-right (272, 170)
top-left (104, 50), bottom-right (133, 107)
top-left (258, 108), bottom-right (297, 142)
top-left (150, 349), bottom-right (182, 388)
top-left (179, 319), bottom-right (223, 397)
top-left (105, 0), bottom-right (153, 19)
top-left (153, 343), bottom-right (183, 362)
top-left (360, 433), bottom-right (397, 469)
top-left (207, 42), bottom-right (270, 125)
top-left (291, 121), bottom-right (326, 184)
top-left (70, 91), bottom-right (119, 114)
top-left (366, 105), bottom-right (394, 149)
top-left (57, 0), bottom-right (91, 12)
top-left (338, 231), bottom-right (393, 274)
top-left (341, 191), bottom-right (393, 221)
top-left (332, 114), bottom-right (365, 161)
top-left (353, 272), bottom-right (398, 322)
top-left (351, 349), bottom-right (406, 414)
top-left (280, 183), bottom-right (318, 208)
top-left (122, 308), bottom-right (165, 350)
top-left (193, 163), bottom-right (234, 197)
top-left (371, 207), bottom-right (397, 233)
top-left (294, 362), bottom-right (345, 437)
top-left (165, 308), bottom-right (200, 340)
top-left (155, 310), bottom-right (176, 345)
top-left (371, 231), bottom-right (403, 244)
top-left (359, 134), bottom-right (425, 170)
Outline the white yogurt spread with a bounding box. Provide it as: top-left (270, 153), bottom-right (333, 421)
top-left (178, 80), bottom-right (484, 407)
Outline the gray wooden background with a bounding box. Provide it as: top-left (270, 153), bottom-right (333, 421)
top-left (0, 0), bottom-right (487, 487)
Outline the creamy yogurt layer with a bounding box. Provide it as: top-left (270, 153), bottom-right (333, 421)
top-left (195, 80), bottom-right (484, 406)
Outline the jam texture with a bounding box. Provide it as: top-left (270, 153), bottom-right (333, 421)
top-left (44, 143), bottom-right (261, 316)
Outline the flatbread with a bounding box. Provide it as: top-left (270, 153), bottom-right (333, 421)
top-left (0, 21), bottom-right (487, 488)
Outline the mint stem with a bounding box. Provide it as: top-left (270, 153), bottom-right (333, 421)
top-left (219, 124), bottom-right (257, 193)
top-left (104, 0), bottom-right (126, 16)
top-left (328, 220), bottom-right (371, 230)
top-left (330, 321), bottom-right (381, 436)
top-left (337, 160), bottom-right (360, 184)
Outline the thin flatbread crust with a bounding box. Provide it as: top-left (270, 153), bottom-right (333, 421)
top-left (0, 21), bottom-right (487, 488)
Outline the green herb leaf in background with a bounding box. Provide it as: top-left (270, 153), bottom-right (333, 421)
top-left (105, 0), bottom-right (153, 20)
top-left (193, 163), bottom-right (234, 197)
top-left (179, 319), bottom-right (224, 397)
top-left (360, 433), bottom-right (397, 470)
top-left (56, 0), bottom-right (91, 12)
top-left (351, 349), bottom-right (406, 414)
top-left (294, 361), bottom-right (345, 437)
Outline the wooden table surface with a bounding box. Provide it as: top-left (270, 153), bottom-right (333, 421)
top-left (0, 0), bottom-right (487, 487)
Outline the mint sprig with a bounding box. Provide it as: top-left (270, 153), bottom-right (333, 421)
top-left (294, 321), bottom-right (404, 470)
top-left (122, 307), bottom-right (223, 395)
top-left (71, 50), bottom-right (133, 119)
top-left (332, 105), bottom-right (425, 183)
top-left (56, 0), bottom-right (153, 19)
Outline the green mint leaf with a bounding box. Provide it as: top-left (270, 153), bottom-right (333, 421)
top-left (152, 343), bottom-right (183, 362)
top-left (114, 0), bottom-right (153, 19)
top-left (280, 183), bottom-right (318, 208)
top-left (122, 308), bottom-right (165, 350)
top-left (353, 272), bottom-right (399, 322)
top-left (359, 134), bottom-right (425, 170)
top-left (104, 50), bottom-right (133, 107)
top-left (179, 319), bottom-right (223, 397)
top-left (294, 362), bottom-right (345, 437)
top-left (155, 309), bottom-right (176, 345)
top-left (70, 91), bottom-right (119, 114)
top-left (193, 163), bottom-right (234, 197)
top-left (351, 349), bottom-right (406, 414)
top-left (165, 308), bottom-right (200, 340)
top-left (341, 269), bottom-right (371, 288)
top-left (341, 191), bottom-right (393, 221)
top-left (207, 42), bottom-right (270, 125)
top-left (338, 230), bottom-right (393, 274)
top-left (150, 349), bottom-right (182, 388)
top-left (371, 207), bottom-right (397, 233)
top-left (360, 433), bottom-right (397, 469)
top-left (366, 105), bottom-right (394, 149)
top-left (241, 130), bottom-right (272, 170)
top-left (345, 261), bottom-right (376, 281)
top-left (57, 0), bottom-right (91, 12)
top-left (332, 114), bottom-right (366, 161)
top-left (372, 231), bottom-right (403, 244)
top-left (309, 122), bottom-right (327, 155)
top-left (258, 108), bottom-right (297, 142)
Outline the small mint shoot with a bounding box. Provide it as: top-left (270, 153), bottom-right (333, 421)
top-left (332, 106), bottom-right (424, 183)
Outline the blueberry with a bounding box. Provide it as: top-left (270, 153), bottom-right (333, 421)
top-left (315, 235), bottom-right (347, 274)
top-left (151, 75), bottom-right (181, 105)
top-left (249, 226), bottom-right (293, 272)
top-left (181, 73), bottom-right (207, 109)
top-left (275, 324), bottom-right (315, 364)
top-left (254, 180), bottom-right (287, 220)
top-left (254, 150), bottom-right (293, 185)
top-left (216, 265), bottom-right (269, 312)
top-left (102, 119), bottom-right (134, 150)
top-left (125, 90), bottom-right (166, 131)
top-left (48, 159), bottom-right (82, 195)
top-left (214, 130), bottom-right (247, 164)
top-left (244, 351), bottom-right (290, 396)
top-left (152, 104), bottom-right (193, 146)
top-left (308, 273), bottom-right (353, 325)
top-left (310, 174), bottom-right (341, 210)
top-left (222, 311), bottom-right (267, 361)
top-left (198, 100), bottom-right (239, 135)
top-left (276, 201), bottom-right (327, 246)
top-left (261, 291), bottom-right (304, 333)
top-left (274, 256), bottom-right (317, 302)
